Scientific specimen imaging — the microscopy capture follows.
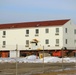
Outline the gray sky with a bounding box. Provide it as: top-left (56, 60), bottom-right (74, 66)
top-left (0, 0), bottom-right (76, 24)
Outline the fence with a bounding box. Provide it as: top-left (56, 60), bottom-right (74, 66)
top-left (0, 56), bottom-right (76, 75)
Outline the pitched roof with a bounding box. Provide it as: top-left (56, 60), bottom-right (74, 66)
top-left (0, 19), bottom-right (70, 29)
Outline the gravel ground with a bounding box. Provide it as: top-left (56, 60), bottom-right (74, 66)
top-left (0, 63), bottom-right (76, 75)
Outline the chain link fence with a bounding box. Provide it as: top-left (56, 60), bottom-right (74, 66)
top-left (0, 57), bottom-right (76, 75)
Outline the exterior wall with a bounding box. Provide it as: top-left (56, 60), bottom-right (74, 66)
top-left (0, 20), bottom-right (76, 57)
top-left (0, 26), bottom-right (63, 51)
top-left (63, 20), bottom-right (76, 49)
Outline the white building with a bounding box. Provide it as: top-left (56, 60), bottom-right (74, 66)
top-left (0, 19), bottom-right (76, 57)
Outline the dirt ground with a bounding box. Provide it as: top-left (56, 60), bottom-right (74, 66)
top-left (35, 70), bottom-right (76, 75)
top-left (0, 63), bottom-right (76, 75)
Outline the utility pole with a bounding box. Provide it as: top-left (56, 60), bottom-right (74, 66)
top-left (62, 48), bottom-right (64, 71)
top-left (75, 51), bottom-right (76, 68)
top-left (16, 44), bottom-right (18, 75)
top-left (43, 46), bottom-right (44, 73)
top-left (62, 47), bottom-right (65, 71)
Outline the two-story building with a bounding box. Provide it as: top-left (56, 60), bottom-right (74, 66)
top-left (0, 19), bottom-right (76, 57)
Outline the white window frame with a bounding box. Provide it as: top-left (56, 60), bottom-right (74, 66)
top-left (45, 28), bottom-right (49, 33)
top-left (26, 30), bottom-right (29, 34)
top-left (65, 39), bottom-right (68, 44)
top-left (65, 28), bottom-right (67, 33)
top-left (45, 39), bottom-right (49, 44)
top-left (35, 29), bottom-right (39, 34)
top-left (55, 28), bottom-right (59, 35)
top-left (25, 40), bottom-right (29, 47)
top-left (74, 29), bottom-right (76, 34)
top-left (56, 39), bottom-right (59, 44)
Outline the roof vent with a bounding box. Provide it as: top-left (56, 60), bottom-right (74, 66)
top-left (12, 25), bottom-right (14, 28)
top-left (10, 25), bottom-right (14, 28)
top-left (36, 24), bottom-right (39, 27)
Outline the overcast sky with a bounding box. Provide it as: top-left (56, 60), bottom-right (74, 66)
top-left (0, 0), bottom-right (76, 24)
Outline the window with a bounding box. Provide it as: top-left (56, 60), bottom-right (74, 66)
top-left (74, 29), bottom-right (76, 34)
top-left (3, 41), bottom-right (6, 45)
top-left (74, 40), bottom-right (76, 44)
top-left (26, 30), bottom-right (29, 34)
top-left (45, 39), bottom-right (49, 44)
top-left (65, 39), bottom-right (67, 44)
top-left (65, 28), bottom-right (67, 33)
top-left (26, 40), bottom-right (29, 45)
top-left (2, 31), bottom-right (6, 38)
top-left (45, 28), bottom-right (49, 33)
top-left (25, 40), bottom-right (29, 47)
top-left (35, 29), bottom-right (39, 34)
top-left (55, 28), bottom-right (59, 35)
top-left (3, 31), bottom-right (6, 35)
top-left (55, 39), bottom-right (59, 46)
top-left (56, 28), bottom-right (59, 33)
top-left (25, 30), bottom-right (29, 37)
top-left (35, 29), bottom-right (39, 36)
top-left (56, 39), bottom-right (59, 44)
top-left (2, 41), bottom-right (6, 48)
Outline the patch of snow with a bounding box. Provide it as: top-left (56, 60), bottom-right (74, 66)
top-left (0, 55), bottom-right (76, 63)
